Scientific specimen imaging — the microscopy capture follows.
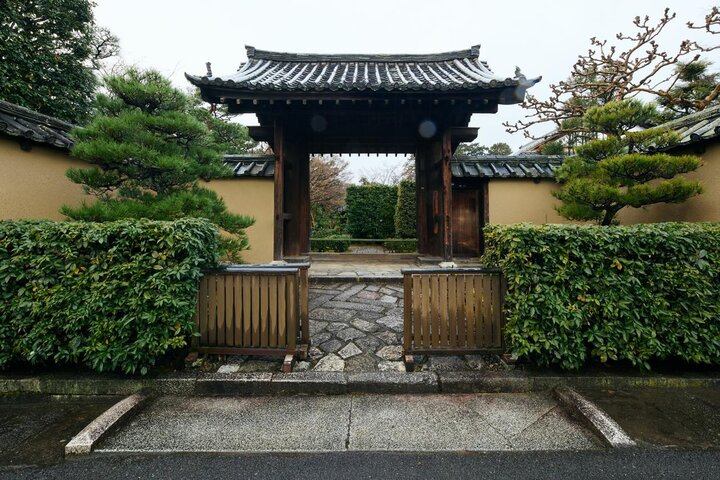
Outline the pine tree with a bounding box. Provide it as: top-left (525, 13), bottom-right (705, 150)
top-left (62, 68), bottom-right (254, 260)
top-left (553, 99), bottom-right (702, 225)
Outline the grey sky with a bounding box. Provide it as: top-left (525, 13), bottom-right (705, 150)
top-left (94, 0), bottom-right (718, 181)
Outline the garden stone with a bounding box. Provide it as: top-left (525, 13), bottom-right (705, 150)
top-left (354, 335), bottom-right (383, 352)
top-left (355, 290), bottom-right (381, 300)
top-left (355, 311), bottom-right (383, 320)
top-left (338, 342), bottom-right (362, 359)
top-left (312, 332), bottom-right (333, 345)
top-left (365, 285), bottom-right (380, 292)
top-left (378, 361), bottom-right (406, 372)
top-left (380, 295), bottom-right (397, 304)
top-left (377, 315), bottom-right (403, 331)
top-left (426, 356), bottom-right (468, 372)
top-left (313, 354), bottom-right (345, 372)
top-left (236, 359), bottom-right (281, 373)
top-left (465, 354), bottom-right (485, 370)
top-left (375, 331), bottom-right (400, 345)
top-left (308, 346), bottom-right (324, 361)
top-left (319, 339), bottom-right (343, 354)
top-left (309, 321), bottom-right (328, 334)
top-left (344, 354), bottom-right (378, 373)
top-left (376, 345), bottom-right (403, 361)
top-left (351, 318), bottom-right (380, 333)
top-left (294, 361), bottom-right (311, 372)
top-left (310, 307), bottom-right (354, 323)
top-left (217, 364), bottom-right (240, 374)
top-left (337, 327), bottom-right (364, 341)
top-left (325, 323), bottom-right (345, 332)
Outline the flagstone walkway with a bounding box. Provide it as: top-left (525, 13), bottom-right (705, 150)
top-left (216, 282), bottom-right (503, 374)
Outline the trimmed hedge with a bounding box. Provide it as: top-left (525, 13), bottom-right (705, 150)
top-left (345, 184), bottom-right (397, 239)
top-left (394, 180), bottom-right (416, 239)
top-left (311, 236), bottom-right (351, 252)
top-left (0, 218), bottom-right (218, 374)
top-left (483, 223), bottom-right (720, 370)
top-left (383, 239), bottom-right (418, 253)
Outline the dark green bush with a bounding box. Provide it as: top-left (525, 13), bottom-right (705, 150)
top-left (311, 236), bottom-right (351, 252)
top-left (0, 218), bottom-right (218, 374)
top-left (483, 223), bottom-right (720, 370)
top-left (345, 184), bottom-right (397, 239)
top-left (383, 239), bottom-right (418, 253)
top-left (394, 180), bottom-right (416, 239)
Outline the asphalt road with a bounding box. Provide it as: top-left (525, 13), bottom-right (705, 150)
top-left (3, 450), bottom-right (720, 480)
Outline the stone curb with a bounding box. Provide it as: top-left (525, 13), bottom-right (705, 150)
top-left (2, 372), bottom-right (720, 397)
top-left (553, 386), bottom-right (636, 448)
top-left (64, 392), bottom-right (150, 455)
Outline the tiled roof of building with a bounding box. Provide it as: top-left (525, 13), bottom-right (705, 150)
top-left (656, 103), bottom-right (720, 147)
top-left (452, 155), bottom-right (563, 178)
top-left (223, 154), bottom-right (275, 177)
top-left (187, 45), bottom-right (539, 93)
top-left (0, 100), bottom-right (74, 150)
top-left (222, 154), bottom-right (563, 180)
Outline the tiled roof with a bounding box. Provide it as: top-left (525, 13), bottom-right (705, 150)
top-left (0, 100), bottom-right (74, 150)
top-left (452, 155), bottom-right (563, 179)
top-left (223, 154), bottom-right (275, 177)
top-left (187, 45), bottom-right (539, 93)
top-left (657, 104), bottom-right (720, 147)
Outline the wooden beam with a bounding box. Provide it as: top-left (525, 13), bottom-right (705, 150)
top-left (273, 121), bottom-right (284, 260)
top-left (441, 129), bottom-right (453, 261)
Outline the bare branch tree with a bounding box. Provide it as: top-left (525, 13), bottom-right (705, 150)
top-left (310, 155), bottom-right (350, 213)
top-left (506, 7), bottom-right (720, 139)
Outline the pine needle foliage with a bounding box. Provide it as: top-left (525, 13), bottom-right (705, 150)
top-left (62, 68), bottom-right (254, 260)
top-left (553, 99), bottom-right (702, 225)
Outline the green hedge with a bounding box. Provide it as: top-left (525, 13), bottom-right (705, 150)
top-left (0, 218), bottom-right (218, 374)
top-left (383, 239), bottom-right (418, 253)
top-left (483, 223), bottom-right (720, 370)
top-left (311, 236), bottom-right (351, 252)
top-left (345, 184), bottom-right (397, 239)
top-left (394, 180), bottom-right (416, 238)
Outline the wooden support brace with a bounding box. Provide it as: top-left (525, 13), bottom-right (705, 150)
top-left (404, 354), bottom-right (415, 372)
top-left (282, 353), bottom-right (295, 373)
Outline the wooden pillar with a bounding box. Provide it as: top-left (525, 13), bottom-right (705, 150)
top-left (416, 140), bottom-right (443, 258)
top-left (283, 141), bottom-right (309, 257)
top-left (441, 129), bottom-right (453, 261)
top-left (273, 120), bottom-right (284, 260)
top-left (415, 144), bottom-right (428, 255)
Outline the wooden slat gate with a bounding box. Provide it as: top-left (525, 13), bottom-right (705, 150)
top-left (195, 263), bottom-right (310, 372)
top-left (402, 268), bottom-right (506, 371)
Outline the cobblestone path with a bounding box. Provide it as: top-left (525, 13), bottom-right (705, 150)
top-left (215, 282), bottom-right (501, 374)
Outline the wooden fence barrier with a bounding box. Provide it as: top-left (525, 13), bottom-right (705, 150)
top-left (401, 268), bottom-right (506, 371)
top-left (195, 263), bottom-right (310, 372)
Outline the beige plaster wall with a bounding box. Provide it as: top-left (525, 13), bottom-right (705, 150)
top-left (0, 138), bottom-right (88, 220)
top-left (487, 179), bottom-right (568, 224)
top-left (203, 178), bottom-right (274, 264)
top-left (618, 142), bottom-right (720, 224)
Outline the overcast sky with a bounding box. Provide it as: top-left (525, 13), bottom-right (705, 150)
top-left (94, 0), bottom-right (718, 181)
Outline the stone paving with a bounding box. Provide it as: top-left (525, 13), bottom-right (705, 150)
top-left (97, 393), bottom-right (602, 452)
top-left (216, 281), bottom-right (503, 374)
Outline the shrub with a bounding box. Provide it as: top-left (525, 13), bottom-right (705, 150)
top-left (345, 184), bottom-right (397, 239)
top-left (0, 218), bottom-right (218, 374)
top-left (483, 223), bottom-right (720, 370)
top-left (394, 180), bottom-right (416, 239)
top-left (383, 239), bottom-right (418, 253)
top-left (311, 236), bottom-right (351, 252)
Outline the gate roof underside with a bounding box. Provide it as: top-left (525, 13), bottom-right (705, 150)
top-left (187, 45), bottom-right (540, 154)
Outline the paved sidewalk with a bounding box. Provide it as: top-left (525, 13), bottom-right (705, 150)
top-left (216, 281), bottom-right (503, 374)
top-left (96, 393), bottom-right (601, 453)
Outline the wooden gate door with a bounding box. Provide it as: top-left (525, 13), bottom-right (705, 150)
top-left (452, 189), bottom-right (481, 255)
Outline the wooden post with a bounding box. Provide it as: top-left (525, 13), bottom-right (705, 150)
top-left (273, 120), bottom-right (284, 260)
top-left (415, 144), bottom-right (428, 255)
top-left (441, 129), bottom-right (453, 261)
